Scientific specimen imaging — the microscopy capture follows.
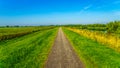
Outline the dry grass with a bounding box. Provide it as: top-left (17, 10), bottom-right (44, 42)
top-left (67, 28), bottom-right (120, 51)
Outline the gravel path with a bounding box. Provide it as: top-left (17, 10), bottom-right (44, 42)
top-left (45, 28), bottom-right (85, 68)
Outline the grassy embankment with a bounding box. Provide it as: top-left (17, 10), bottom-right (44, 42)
top-left (0, 28), bottom-right (58, 68)
top-left (67, 28), bottom-right (120, 52)
top-left (63, 28), bottom-right (120, 68)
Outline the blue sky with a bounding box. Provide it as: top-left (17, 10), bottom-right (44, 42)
top-left (0, 0), bottom-right (120, 25)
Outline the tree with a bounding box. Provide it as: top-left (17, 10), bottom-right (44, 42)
top-left (107, 21), bottom-right (119, 33)
top-left (6, 25), bottom-right (9, 27)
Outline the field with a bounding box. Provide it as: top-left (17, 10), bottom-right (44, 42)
top-left (0, 21), bottom-right (120, 68)
top-left (63, 28), bottom-right (120, 68)
top-left (0, 26), bottom-right (54, 41)
top-left (0, 27), bottom-right (58, 68)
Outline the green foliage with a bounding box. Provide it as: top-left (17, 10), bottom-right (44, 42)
top-left (64, 21), bottom-right (120, 36)
top-left (0, 26), bottom-right (55, 41)
top-left (63, 24), bottom-right (106, 31)
top-left (107, 21), bottom-right (120, 33)
top-left (63, 28), bottom-right (120, 68)
top-left (0, 28), bottom-right (58, 68)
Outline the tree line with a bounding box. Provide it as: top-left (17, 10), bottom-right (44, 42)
top-left (64, 21), bottom-right (120, 34)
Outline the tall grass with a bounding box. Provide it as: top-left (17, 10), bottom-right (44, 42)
top-left (67, 28), bottom-right (120, 52)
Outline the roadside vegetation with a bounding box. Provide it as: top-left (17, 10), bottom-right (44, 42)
top-left (64, 21), bottom-right (120, 52)
top-left (67, 28), bottom-right (120, 52)
top-left (64, 21), bottom-right (120, 35)
top-left (0, 28), bottom-right (58, 68)
top-left (63, 28), bottom-right (120, 68)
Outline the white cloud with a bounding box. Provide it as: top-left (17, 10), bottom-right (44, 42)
top-left (83, 5), bottom-right (92, 10)
top-left (80, 5), bottom-right (92, 13)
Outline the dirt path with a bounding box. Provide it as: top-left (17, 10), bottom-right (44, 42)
top-left (45, 28), bottom-right (85, 68)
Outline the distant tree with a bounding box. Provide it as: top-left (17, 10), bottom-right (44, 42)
top-left (6, 25), bottom-right (9, 27)
top-left (14, 25), bottom-right (19, 27)
top-left (107, 21), bottom-right (119, 33)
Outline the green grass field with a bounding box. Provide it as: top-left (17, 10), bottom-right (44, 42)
top-left (0, 26), bottom-right (55, 41)
top-left (0, 28), bottom-right (58, 68)
top-left (63, 28), bottom-right (120, 68)
top-left (0, 26), bottom-right (120, 68)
